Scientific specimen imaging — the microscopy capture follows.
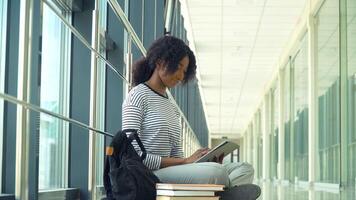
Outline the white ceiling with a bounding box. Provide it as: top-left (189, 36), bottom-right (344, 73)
top-left (185, 0), bottom-right (307, 137)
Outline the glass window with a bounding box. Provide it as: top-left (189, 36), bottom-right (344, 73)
top-left (346, 0), bottom-right (356, 187)
top-left (316, 0), bottom-right (340, 184)
top-left (270, 85), bottom-right (279, 180)
top-left (38, 4), bottom-right (71, 190)
top-left (292, 33), bottom-right (309, 182)
top-left (0, 0), bottom-right (8, 192)
top-left (129, 0), bottom-right (143, 41)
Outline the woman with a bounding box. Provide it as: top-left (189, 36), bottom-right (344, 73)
top-left (122, 36), bottom-right (260, 200)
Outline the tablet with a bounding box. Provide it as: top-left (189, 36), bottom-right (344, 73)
top-left (195, 141), bottom-right (239, 163)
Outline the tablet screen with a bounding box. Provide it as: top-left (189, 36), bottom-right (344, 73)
top-left (195, 141), bottom-right (239, 163)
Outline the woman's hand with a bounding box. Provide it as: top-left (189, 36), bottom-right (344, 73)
top-left (184, 148), bottom-right (210, 164)
top-left (211, 153), bottom-right (225, 164)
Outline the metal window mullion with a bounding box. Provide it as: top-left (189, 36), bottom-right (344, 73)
top-left (154, 0), bottom-right (157, 38)
top-left (271, 89), bottom-right (275, 179)
top-left (253, 114), bottom-right (258, 174)
top-left (58, 9), bottom-right (71, 188)
top-left (263, 93), bottom-right (271, 180)
top-left (164, 0), bottom-right (174, 34)
top-left (123, 0), bottom-right (130, 93)
top-left (189, 131), bottom-right (192, 155)
top-left (15, 0), bottom-right (33, 199)
top-left (186, 126), bottom-right (189, 157)
top-left (290, 58), bottom-right (295, 182)
top-left (278, 68), bottom-right (285, 181)
top-left (88, 1), bottom-right (100, 199)
top-left (246, 133), bottom-right (249, 162)
top-left (0, 0), bottom-right (8, 192)
top-left (307, 14), bottom-right (318, 186)
top-left (141, 0), bottom-right (144, 43)
top-left (246, 126), bottom-right (250, 163)
top-left (339, 0), bottom-right (348, 188)
top-left (95, 0), bottom-right (108, 188)
top-left (126, 36), bottom-right (132, 89)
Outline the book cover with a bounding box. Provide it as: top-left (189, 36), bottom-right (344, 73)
top-left (156, 183), bottom-right (224, 191)
top-left (156, 190), bottom-right (215, 197)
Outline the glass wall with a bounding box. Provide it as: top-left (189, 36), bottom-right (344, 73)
top-left (38, 4), bottom-right (71, 190)
top-left (292, 33), bottom-right (309, 182)
top-left (0, 0), bottom-right (7, 192)
top-left (0, 0), bottom-right (207, 197)
top-left (241, 0), bottom-right (356, 189)
top-left (316, 0), bottom-right (340, 184)
top-left (283, 62), bottom-right (293, 181)
top-left (270, 85), bottom-right (279, 179)
top-left (346, 0), bottom-right (356, 187)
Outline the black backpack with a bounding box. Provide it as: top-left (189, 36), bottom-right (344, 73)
top-left (103, 129), bottom-right (160, 200)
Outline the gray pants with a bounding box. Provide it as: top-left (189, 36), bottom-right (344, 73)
top-left (153, 162), bottom-right (254, 188)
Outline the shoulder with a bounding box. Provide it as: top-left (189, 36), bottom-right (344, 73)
top-left (124, 84), bottom-right (148, 107)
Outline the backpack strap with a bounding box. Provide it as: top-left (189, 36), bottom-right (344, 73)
top-left (123, 129), bottom-right (147, 160)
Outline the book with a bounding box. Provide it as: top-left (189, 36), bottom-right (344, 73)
top-left (156, 183), bottom-right (224, 191)
top-left (156, 190), bottom-right (215, 197)
top-left (195, 141), bottom-right (239, 163)
top-left (156, 196), bottom-right (219, 200)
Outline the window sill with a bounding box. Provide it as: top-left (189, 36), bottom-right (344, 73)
top-left (38, 188), bottom-right (80, 200)
top-left (0, 194), bottom-right (15, 200)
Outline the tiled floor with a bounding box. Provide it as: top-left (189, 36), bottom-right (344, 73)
top-left (257, 182), bottom-right (356, 200)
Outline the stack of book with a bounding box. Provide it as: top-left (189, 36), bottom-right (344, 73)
top-left (156, 183), bottom-right (224, 200)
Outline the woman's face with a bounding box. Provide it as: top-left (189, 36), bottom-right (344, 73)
top-left (159, 56), bottom-right (189, 88)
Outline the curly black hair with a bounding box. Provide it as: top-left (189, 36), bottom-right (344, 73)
top-left (132, 36), bottom-right (197, 86)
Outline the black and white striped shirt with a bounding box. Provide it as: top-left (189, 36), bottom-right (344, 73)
top-left (122, 83), bottom-right (183, 170)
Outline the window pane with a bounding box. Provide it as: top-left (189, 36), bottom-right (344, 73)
top-left (347, 0), bottom-right (356, 187)
top-left (0, 0), bottom-right (8, 192)
top-left (316, 0), bottom-right (340, 184)
top-left (292, 33), bottom-right (309, 182)
top-left (39, 4), bottom-right (70, 190)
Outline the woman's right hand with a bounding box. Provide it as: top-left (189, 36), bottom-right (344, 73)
top-left (184, 148), bottom-right (210, 164)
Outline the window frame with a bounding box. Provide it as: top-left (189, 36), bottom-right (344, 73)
top-left (95, 0), bottom-right (108, 187)
top-left (58, 7), bottom-right (72, 189)
top-left (0, 0), bottom-right (8, 193)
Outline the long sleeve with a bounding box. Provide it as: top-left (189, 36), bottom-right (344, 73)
top-left (122, 95), bottom-right (162, 170)
top-left (170, 141), bottom-right (184, 158)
